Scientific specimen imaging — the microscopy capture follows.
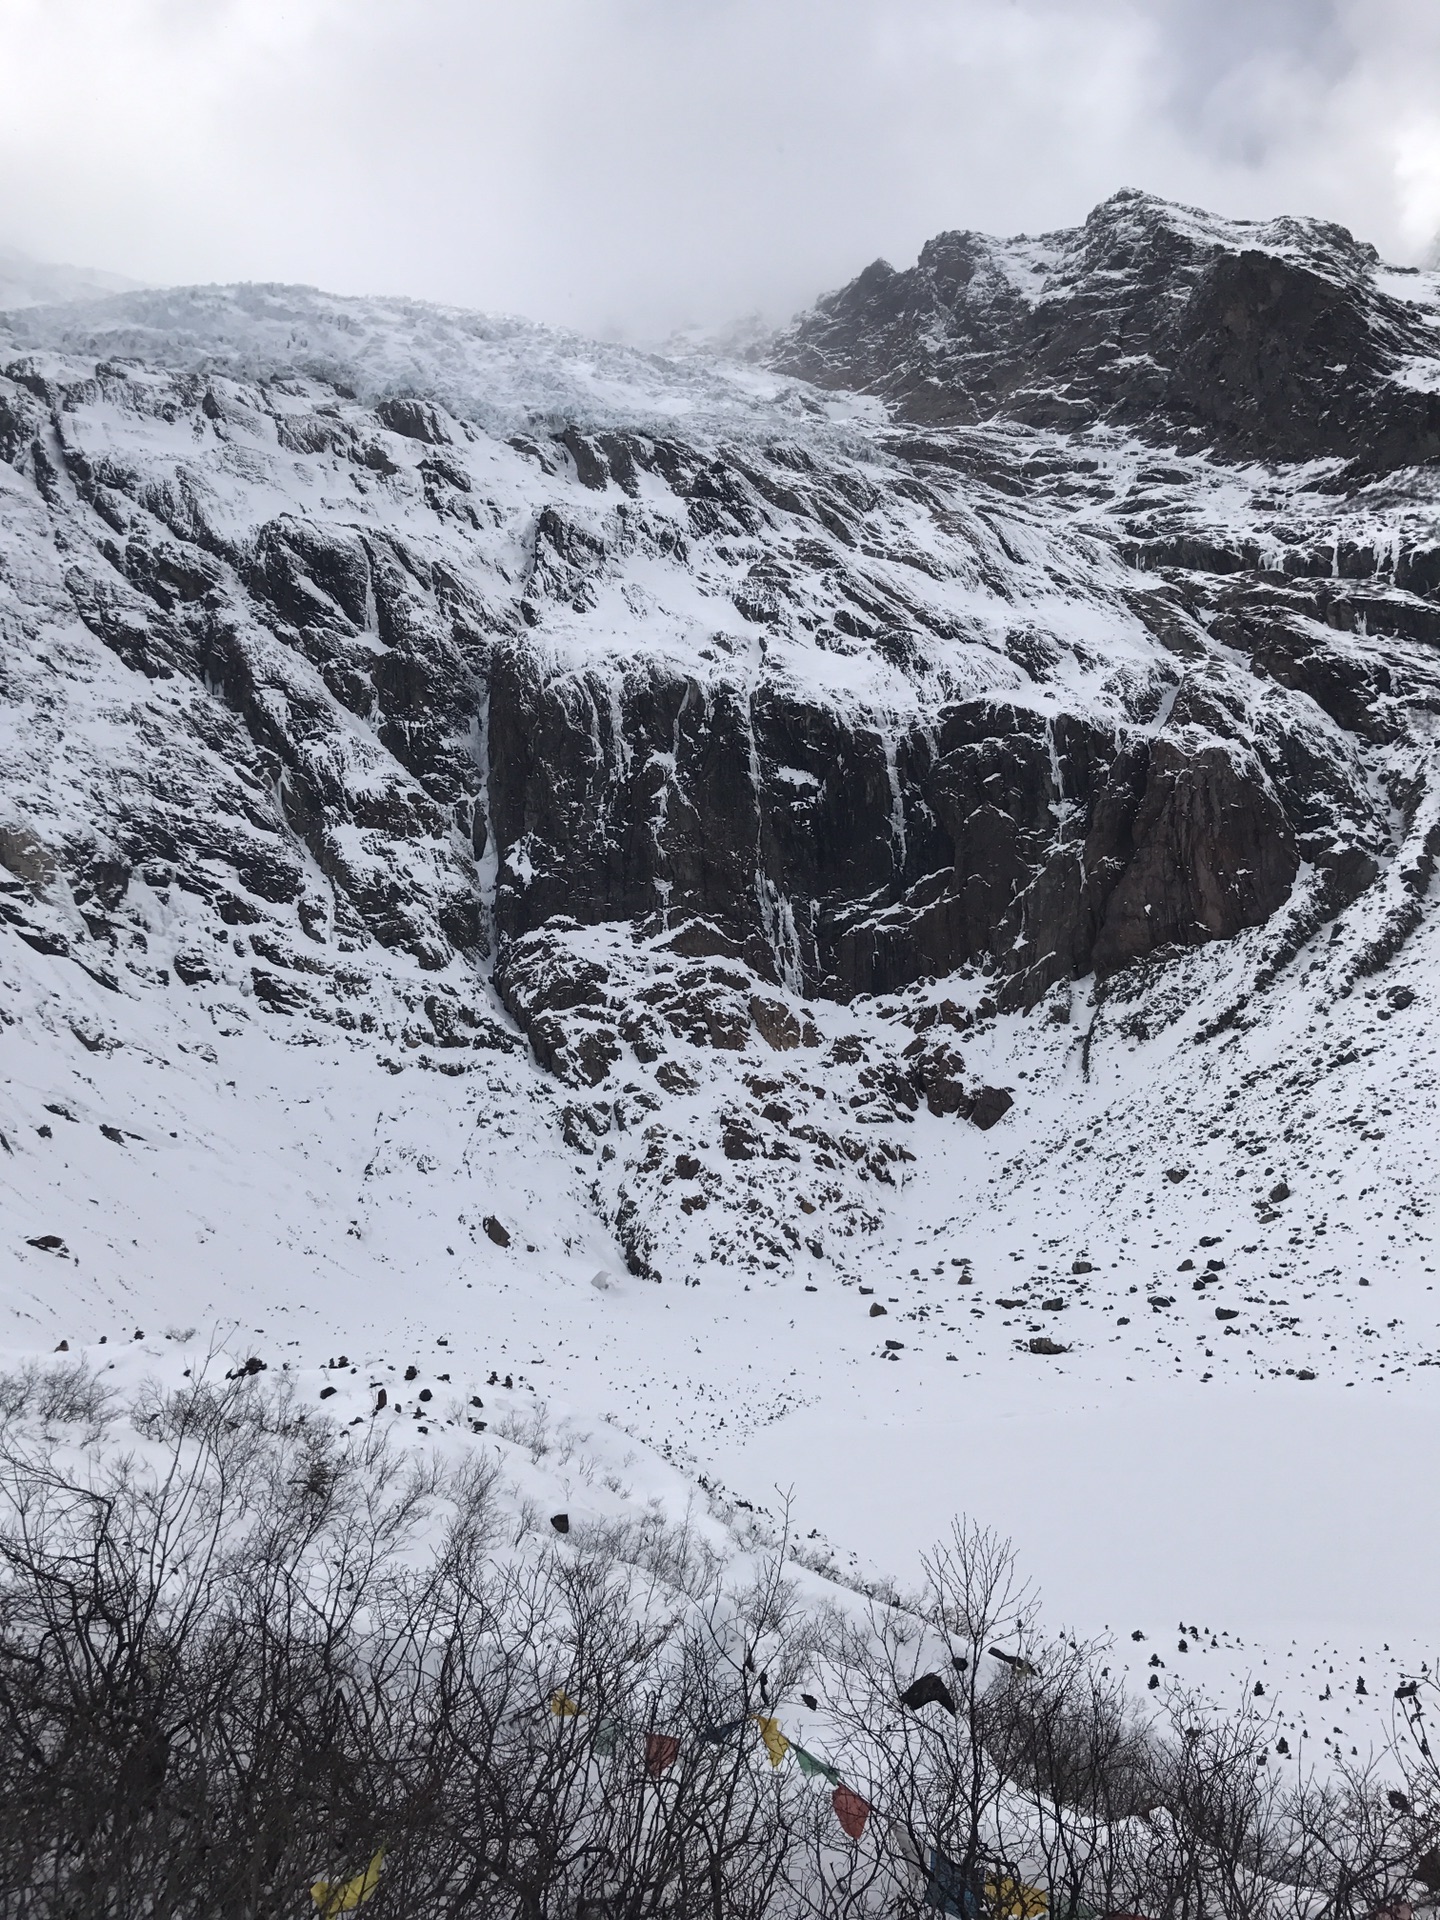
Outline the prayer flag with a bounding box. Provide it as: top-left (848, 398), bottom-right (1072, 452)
top-left (311, 1849), bottom-right (384, 1916)
top-left (754, 1715), bottom-right (790, 1768)
top-left (550, 1691), bottom-right (581, 1717)
top-left (832, 1784), bottom-right (870, 1839)
top-left (925, 1846), bottom-right (975, 1917)
top-left (887, 1819), bottom-right (924, 1880)
top-left (645, 1732), bottom-right (679, 1776)
top-left (985, 1876), bottom-right (1047, 1917)
top-left (700, 1717), bottom-right (747, 1745)
top-left (987, 1648), bottom-right (1039, 1678)
top-left (795, 1745), bottom-right (842, 1785)
top-left (901, 1673), bottom-right (957, 1714)
top-left (592, 1717), bottom-right (622, 1757)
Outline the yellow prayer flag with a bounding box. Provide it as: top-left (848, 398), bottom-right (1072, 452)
top-left (311, 1848), bottom-right (385, 1915)
top-left (985, 1875), bottom-right (1047, 1917)
top-left (550, 1691), bottom-right (582, 1717)
top-left (753, 1714), bottom-right (790, 1768)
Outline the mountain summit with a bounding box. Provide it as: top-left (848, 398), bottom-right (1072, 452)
top-left (770, 188), bottom-right (1440, 468)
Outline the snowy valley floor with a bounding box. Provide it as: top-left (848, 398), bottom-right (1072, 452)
top-left (2, 875), bottom-right (1437, 1776)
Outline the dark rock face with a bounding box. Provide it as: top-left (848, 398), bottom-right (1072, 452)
top-left (769, 190), bottom-right (1440, 470)
top-left (1090, 741), bottom-right (1298, 973)
top-left (487, 643), bottom-right (1383, 1007)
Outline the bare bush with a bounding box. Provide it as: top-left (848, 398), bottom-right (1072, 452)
top-left (0, 1392), bottom-right (1434, 1919)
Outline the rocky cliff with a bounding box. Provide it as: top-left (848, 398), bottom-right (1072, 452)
top-left (1, 193), bottom-right (1438, 1298)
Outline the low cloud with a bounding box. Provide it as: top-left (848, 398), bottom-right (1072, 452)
top-left (0, 0), bottom-right (1437, 333)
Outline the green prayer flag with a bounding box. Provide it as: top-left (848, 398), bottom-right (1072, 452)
top-left (794, 1744), bottom-right (842, 1785)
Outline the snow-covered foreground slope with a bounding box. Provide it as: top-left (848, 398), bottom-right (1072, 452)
top-left (2, 871), bottom-right (1435, 1762)
top-left (2, 191), bottom-right (1440, 1769)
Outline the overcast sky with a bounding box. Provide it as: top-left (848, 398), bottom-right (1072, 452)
top-left (1, 0), bottom-right (1438, 336)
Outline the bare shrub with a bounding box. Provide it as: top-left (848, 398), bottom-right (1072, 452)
top-left (0, 1401), bottom-right (1433, 1919)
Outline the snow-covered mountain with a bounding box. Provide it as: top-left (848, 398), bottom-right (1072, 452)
top-left (2, 190), bottom-right (1438, 1737)
top-left (0, 243), bottom-right (143, 312)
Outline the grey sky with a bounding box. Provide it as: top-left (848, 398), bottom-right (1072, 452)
top-left (1, 0), bottom-right (1437, 336)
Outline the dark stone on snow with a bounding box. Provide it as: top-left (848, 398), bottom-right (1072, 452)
top-left (968, 1086), bottom-right (1014, 1130)
top-left (171, 949), bottom-right (214, 986)
top-left (483, 1215), bottom-right (511, 1247)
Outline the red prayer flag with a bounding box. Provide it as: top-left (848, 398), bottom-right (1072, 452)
top-left (832, 1783), bottom-right (870, 1839)
top-left (645, 1732), bottom-right (679, 1776)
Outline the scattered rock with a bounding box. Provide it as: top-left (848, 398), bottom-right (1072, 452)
top-left (1072, 1259), bottom-right (1093, 1274)
top-left (868, 1302), bottom-right (888, 1317)
top-left (968, 1085), bottom-right (1014, 1130)
top-left (25, 1234), bottom-right (65, 1253)
top-left (1215, 1307), bottom-right (1240, 1321)
top-left (1028, 1336), bottom-right (1070, 1356)
top-left (1164, 1167), bottom-right (1190, 1183)
top-left (551, 1512), bottom-right (570, 1533)
top-left (1268, 1180), bottom-right (1290, 1203)
top-left (483, 1215), bottom-right (511, 1246)
top-left (171, 949), bottom-right (214, 986)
